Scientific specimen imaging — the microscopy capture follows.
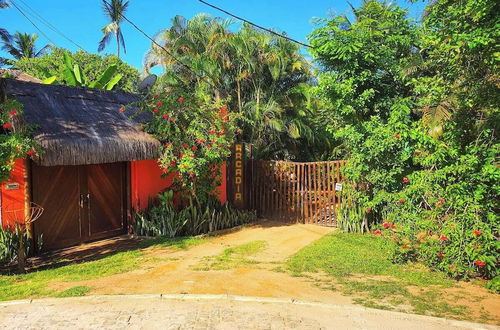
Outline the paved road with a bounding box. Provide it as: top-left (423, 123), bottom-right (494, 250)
top-left (0, 294), bottom-right (496, 330)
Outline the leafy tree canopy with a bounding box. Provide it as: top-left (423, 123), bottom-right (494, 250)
top-left (12, 47), bottom-right (140, 92)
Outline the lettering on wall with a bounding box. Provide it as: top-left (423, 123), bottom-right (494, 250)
top-left (232, 143), bottom-right (245, 208)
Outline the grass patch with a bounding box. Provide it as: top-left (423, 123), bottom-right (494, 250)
top-left (194, 240), bottom-right (266, 271)
top-left (0, 236), bottom-right (207, 302)
top-left (285, 232), bottom-right (473, 320)
top-left (138, 236), bottom-right (206, 250)
top-left (55, 286), bottom-right (91, 298)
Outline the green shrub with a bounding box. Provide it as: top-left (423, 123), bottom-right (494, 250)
top-left (133, 191), bottom-right (257, 238)
top-left (0, 226), bottom-right (40, 267)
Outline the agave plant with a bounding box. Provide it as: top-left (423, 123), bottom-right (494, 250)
top-left (133, 191), bottom-right (257, 238)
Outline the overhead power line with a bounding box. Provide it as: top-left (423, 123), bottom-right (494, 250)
top-left (13, 0), bottom-right (86, 51)
top-left (101, 0), bottom-right (216, 88)
top-left (9, 0), bottom-right (57, 46)
top-left (196, 0), bottom-right (313, 48)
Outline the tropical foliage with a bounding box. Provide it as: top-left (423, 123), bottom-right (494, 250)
top-left (13, 48), bottom-right (139, 92)
top-left (134, 191), bottom-right (256, 238)
top-left (98, 0), bottom-right (129, 58)
top-left (310, 0), bottom-right (499, 280)
top-left (144, 15), bottom-right (331, 160)
top-left (40, 51), bottom-right (124, 89)
top-left (1, 32), bottom-right (50, 64)
top-left (0, 98), bottom-right (37, 182)
top-left (126, 83), bottom-right (236, 203)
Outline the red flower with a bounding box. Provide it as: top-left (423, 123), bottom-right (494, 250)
top-left (437, 252), bottom-right (445, 259)
top-left (402, 244), bottom-right (408, 249)
top-left (391, 224), bottom-right (396, 230)
top-left (170, 160), bottom-right (177, 167)
top-left (217, 130), bottom-right (225, 136)
top-left (156, 101), bottom-right (163, 106)
top-left (209, 129), bottom-right (216, 135)
top-left (435, 198), bottom-right (446, 207)
top-left (372, 230), bottom-right (382, 236)
top-left (383, 222), bottom-right (390, 229)
top-left (182, 143), bottom-right (188, 149)
top-left (402, 177), bottom-right (409, 183)
top-left (119, 107), bottom-right (125, 113)
top-left (474, 260), bottom-right (486, 267)
top-left (473, 230), bottom-right (482, 237)
top-left (153, 93), bottom-right (159, 99)
top-left (153, 107), bottom-right (159, 113)
top-left (9, 110), bottom-right (17, 116)
top-left (398, 198), bottom-right (406, 205)
top-left (27, 148), bottom-right (36, 156)
top-left (206, 144), bottom-right (212, 148)
top-left (439, 235), bottom-right (449, 242)
top-left (165, 143), bottom-right (171, 148)
top-left (169, 117), bottom-right (175, 122)
top-left (162, 113), bottom-right (169, 119)
top-left (178, 97), bottom-right (184, 103)
top-left (220, 105), bottom-right (227, 112)
top-left (394, 134), bottom-right (400, 139)
top-left (2, 123), bottom-right (11, 129)
top-left (191, 146), bottom-right (197, 151)
top-left (449, 264), bottom-right (455, 270)
top-left (365, 207), bottom-right (372, 213)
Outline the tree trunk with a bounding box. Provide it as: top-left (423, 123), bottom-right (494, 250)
top-left (117, 34), bottom-right (120, 58)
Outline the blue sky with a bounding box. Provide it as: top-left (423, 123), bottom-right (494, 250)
top-left (1, 0), bottom-right (426, 71)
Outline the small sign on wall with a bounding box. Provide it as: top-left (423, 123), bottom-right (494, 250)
top-left (5, 183), bottom-right (20, 190)
top-left (229, 143), bottom-right (246, 209)
top-left (335, 183), bottom-right (343, 191)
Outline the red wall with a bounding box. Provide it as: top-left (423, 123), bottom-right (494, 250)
top-left (130, 159), bottom-right (227, 211)
top-left (0, 159), bottom-right (227, 227)
top-left (0, 158), bottom-right (27, 228)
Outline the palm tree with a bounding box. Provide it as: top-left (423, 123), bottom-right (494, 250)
top-left (143, 15), bottom-right (320, 160)
top-left (1, 32), bottom-right (50, 60)
top-left (0, 0), bottom-right (11, 59)
top-left (98, 0), bottom-right (129, 58)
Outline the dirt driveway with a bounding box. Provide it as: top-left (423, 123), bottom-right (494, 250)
top-left (51, 222), bottom-right (354, 304)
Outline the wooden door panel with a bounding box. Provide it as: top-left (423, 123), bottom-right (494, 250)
top-left (32, 165), bottom-right (81, 250)
top-left (87, 163), bottom-right (125, 239)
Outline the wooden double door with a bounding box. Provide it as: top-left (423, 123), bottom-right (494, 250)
top-left (32, 162), bottom-right (127, 251)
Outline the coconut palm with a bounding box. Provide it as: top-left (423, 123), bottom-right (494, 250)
top-left (98, 0), bottom-right (129, 58)
top-left (1, 32), bottom-right (50, 60)
top-left (0, 0), bottom-right (11, 56)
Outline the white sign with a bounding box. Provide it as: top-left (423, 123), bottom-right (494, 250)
top-left (335, 183), bottom-right (343, 191)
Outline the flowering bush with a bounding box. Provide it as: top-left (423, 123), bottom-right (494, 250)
top-left (127, 89), bottom-right (237, 203)
top-left (0, 98), bottom-right (37, 182)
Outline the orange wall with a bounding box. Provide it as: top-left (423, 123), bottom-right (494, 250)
top-left (130, 159), bottom-right (227, 211)
top-left (0, 158), bottom-right (27, 228)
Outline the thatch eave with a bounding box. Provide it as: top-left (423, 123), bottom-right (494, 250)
top-left (1, 78), bottom-right (161, 166)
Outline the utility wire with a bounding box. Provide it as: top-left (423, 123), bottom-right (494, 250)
top-left (13, 0), bottom-right (86, 51)
top-left (101, 0), bottom-right (216, 88)
top-left (197, 0), bottom-right (313, 48)
top-left (9, 0), bottom-right (57, 46)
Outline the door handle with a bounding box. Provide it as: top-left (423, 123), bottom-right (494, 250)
top-left (80, 193), bottom-right (90, 208)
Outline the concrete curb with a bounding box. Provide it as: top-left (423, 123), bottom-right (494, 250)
top-left (0, 294), bottom-right (496, 329)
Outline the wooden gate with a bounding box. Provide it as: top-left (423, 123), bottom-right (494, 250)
top-left (247, 160), bottom-right (344, 226)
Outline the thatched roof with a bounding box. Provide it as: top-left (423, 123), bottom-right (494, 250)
top-left (1, 79), bottom-right (161, 166)
top-left (0, 69), bottom-right (41, 83)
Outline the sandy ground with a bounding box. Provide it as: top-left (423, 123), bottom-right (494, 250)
top-left (1, 295), bottom-right (497, 330)
top-left (52, 222), bottom-right (353, 304)
top-left (46, 221), bottom-right (499, 325)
